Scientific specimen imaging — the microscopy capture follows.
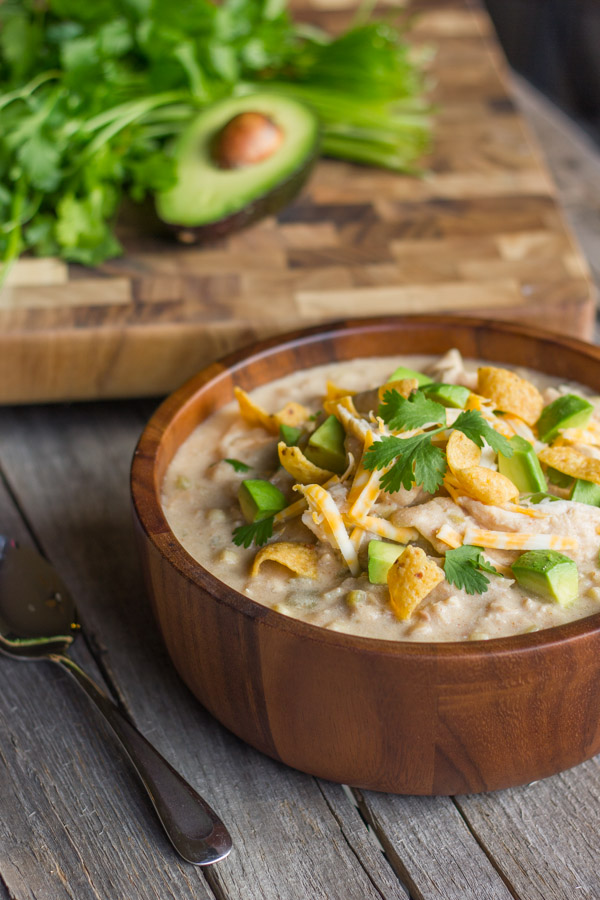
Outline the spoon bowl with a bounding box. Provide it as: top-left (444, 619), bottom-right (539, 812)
top-left (0, 537), bottom-right (78, 657)
top-left (0, 536), bottom-right (232, 865)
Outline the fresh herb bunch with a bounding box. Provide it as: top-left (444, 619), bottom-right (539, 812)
top-left (0, 0), bottom-right (431, 279)
top-left (364, 389), bottom-right (513, 494)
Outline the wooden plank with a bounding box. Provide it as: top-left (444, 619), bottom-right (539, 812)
top-left (352, 790), bottom-right (516, 900)
top-left (0, 479), bottom-right (216, 900)
top-left (0, 404), bottom-right (404, 900)
top-left (455, 764), bottom-right (600, 900)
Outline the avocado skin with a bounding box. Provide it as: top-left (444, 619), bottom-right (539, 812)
top-left (169, 152), bottom-right (317, 244)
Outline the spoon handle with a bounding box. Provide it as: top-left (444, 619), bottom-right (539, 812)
top-left (51, 653), bottom-right (232, 866)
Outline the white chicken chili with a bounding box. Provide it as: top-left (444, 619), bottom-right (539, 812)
top-left (161, 350), bottom-right (600, 642)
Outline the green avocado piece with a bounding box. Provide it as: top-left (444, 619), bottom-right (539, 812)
top-left (569, 478), bottom-right (600, 507)
top-left (536, 394), bottom-right (594, 444)
top-left (238, 479), bottom-right (286, 523)
top-left (156, 93), bottom-right (319, 239)
top-left (305, 415), bottom-right (346, 474)
top-left (387, 365), bottom-right (433, 387)
top-left (279, 424), bottom-right (303, 447)
top-left (422, 382), bottom-right (470, 408)
top-left (497, 434), bottom-right (547, 493)
top-left (512, 550), bottom-right (578, 607)
top-left (522, 491), bottom-right (560, 504)
top-left (546, 466), bottom-right (574, 488)
top-left (368, 540), bottom-right (406, 584)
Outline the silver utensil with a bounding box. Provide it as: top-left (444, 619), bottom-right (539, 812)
top-left (0, 536), bottom-right (232, 866)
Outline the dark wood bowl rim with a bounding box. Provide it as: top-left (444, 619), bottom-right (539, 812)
top-left (131, 315), bottom-right (600, 662)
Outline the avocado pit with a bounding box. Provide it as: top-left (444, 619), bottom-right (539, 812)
top-left (214, 111), bottom-right (284, 169)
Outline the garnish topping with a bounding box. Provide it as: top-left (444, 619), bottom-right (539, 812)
top-left (232, 516), bottom-right (274, 549)
top-left (365, 390), bottom-right (514, 494)
top-left (224, 458), bottom-right (251, 473)
top-left (443, 545), bottom-right (501, 595)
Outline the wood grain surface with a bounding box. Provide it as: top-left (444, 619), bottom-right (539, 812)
top-left (3, 356), bottom-right (600, 897)
top-left (0, 0), bottom-right (594, 404)
top-left (132, 316), bottom-right (600, 797)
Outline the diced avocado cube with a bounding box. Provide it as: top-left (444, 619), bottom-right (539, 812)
top-left (304, 415), bottom-right (346, 474)
top-left (522, 491), bottom-right (560, 504)
top-left (238, 479), bottom-right (286, 523)
top-left (569, 478), bottom-right (600, 507)
top-left (387, 365), bottom-right (433, 387)
top-left (498, 434), bottom-right (547, 493)
top-left (536, 394), bottom-right (594, 444)
top-left (368, 540), bottom-right (405, 584)
top-left (511, 550), bottom-right (578, 607)
top-left (279, 424), bottom-right (303, 446)
top-left (422, 382), bottom-right (470, 409)
top-left (546, 466), bottom-right (574, 488)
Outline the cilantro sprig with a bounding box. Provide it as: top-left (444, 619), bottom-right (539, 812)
top-left (443, 545), bottom-right (501, 595)
top-left (378, 389), bottom-right (446, 431)
top-left (232, 516), bottom-right (274, 549)
top-left (364, 389), bottom-right (514, 494)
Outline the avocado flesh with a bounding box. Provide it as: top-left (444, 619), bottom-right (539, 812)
top-left (546, 466), bottom-right (574, 489)
top-left (238, 479), bottom-right (286, 523)
top-left (569, 478), bottom-right (600, 507)
top-left (305, 415), bottom-right (347, 475)
top-left (422, 382), bottom-right (470, 409)
top-left (279, 424), bottom-right (303, 447)
top-left (536, 394), bottom-right (594, 444)
top-left (388, 365), bottom-right (433, 387)
top-left (498, 435), bottom-right (547, 493)
top-left (368, 540), bottom-right (405, 584)
top-left (156, 93), bottom-right (319, 233)
top-left (512, 550), bottom-right (578, 607)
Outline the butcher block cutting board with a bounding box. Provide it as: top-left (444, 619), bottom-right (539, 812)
top-left (0, 0), bottom-right (594, 404)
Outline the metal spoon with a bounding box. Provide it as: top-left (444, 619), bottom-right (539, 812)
top-left (0, 536), bottom-right (232, 866)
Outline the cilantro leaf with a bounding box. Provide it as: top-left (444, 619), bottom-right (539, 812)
top-left (379, 389), bottom-right (446, 431)
top-left (443, 545), bottom-right (500, 595)
top-left (453, 410), bottom-right (513, 457)
top-left (364, 432), bottom-right (447, 494)
top-left (224, 458), bottom-right (251, 473)
top-left (232, 516), bottom-right (274, 549)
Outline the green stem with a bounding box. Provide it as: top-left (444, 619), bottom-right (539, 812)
top-left (0, 70), bottom-right (61, 112)
top-left (0, 184), bottom-right (27, 290)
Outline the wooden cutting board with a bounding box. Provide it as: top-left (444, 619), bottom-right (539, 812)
top-left (0, 0), bottom-right (594, 404)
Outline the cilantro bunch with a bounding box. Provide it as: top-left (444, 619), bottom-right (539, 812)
top-left (0, 0), bottom-right (431, 280)
top-left (364, 390), bottom-right (513, 494)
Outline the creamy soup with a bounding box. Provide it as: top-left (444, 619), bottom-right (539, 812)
top-left (162, 351), bottom-right (600, 642)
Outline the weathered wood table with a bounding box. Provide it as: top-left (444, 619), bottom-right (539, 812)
top-left (2, 3), bottom-right (600, 900)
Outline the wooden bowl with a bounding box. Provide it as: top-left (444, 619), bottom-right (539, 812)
top-left (131, 316), bottom-right (600, 795)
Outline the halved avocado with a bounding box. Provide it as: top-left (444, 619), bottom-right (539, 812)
top-left (156, 93), bottom-right (319, 241)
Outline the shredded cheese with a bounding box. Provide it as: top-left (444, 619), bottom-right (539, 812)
top-left (294, 484), bottom-right (360, 575)
top-left (462, 527), bottom-right (578, 552)
top-left (274, 475), bottom-right (339, 523)
top-left (351, 514), bottom-right (419, 545)
top-left (436, 524), bottom-right (463, 549)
